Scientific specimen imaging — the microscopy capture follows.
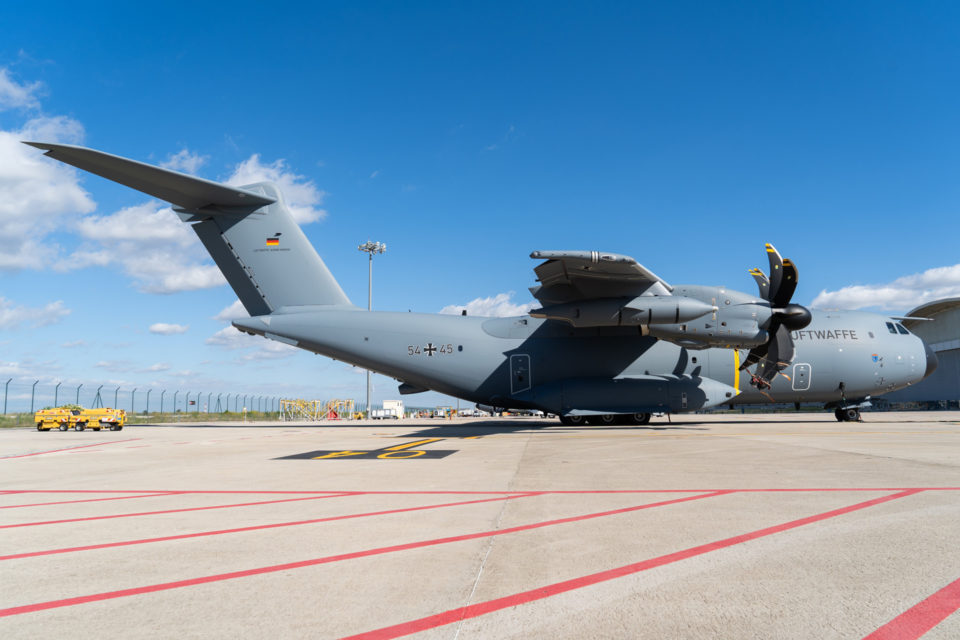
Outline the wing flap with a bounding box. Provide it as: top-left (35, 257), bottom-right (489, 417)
top-left (530, 250), bottom-right (671, 304)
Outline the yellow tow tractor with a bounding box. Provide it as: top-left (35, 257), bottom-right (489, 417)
top-left (35, 407), bottom-right (126, 432)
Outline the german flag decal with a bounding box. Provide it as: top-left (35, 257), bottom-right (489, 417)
top-left (266, 233), bottom-right (281, 246)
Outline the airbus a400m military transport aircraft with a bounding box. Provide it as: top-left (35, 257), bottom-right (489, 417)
top-left (27, 142), bottom-right (937, 424)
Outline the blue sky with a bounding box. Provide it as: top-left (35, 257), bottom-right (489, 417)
top-left (1, 2), bottom-right (959, 409)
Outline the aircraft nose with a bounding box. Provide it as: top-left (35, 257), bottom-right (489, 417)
top-left (923, 342), bottom-right (938, 379)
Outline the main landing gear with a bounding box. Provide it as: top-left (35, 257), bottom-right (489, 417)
top-left (835, 407), bottom-right (861, 422)
top-left (559, 413), bottom-right (651, 426)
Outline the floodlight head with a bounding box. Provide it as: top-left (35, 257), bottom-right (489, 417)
top-left (358, 240), bottom-right (387, 255)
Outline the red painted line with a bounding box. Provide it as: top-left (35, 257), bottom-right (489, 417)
top-left (0, 439), bottom-right (140, 460)
top-left (0, 492), bottom-right (355, 529)
top-left (862, 575), bottom-right (960, 640)
top-left (341, 489), bottom-right (923, 640)
top-left (1, 493), bottom-right (541, 561)
top-left (0, 491), bottom-right (725, 617)
top-left (0, 492), bottom-right (181, 510)
top-left (5, 487), bottom-right (960, 496)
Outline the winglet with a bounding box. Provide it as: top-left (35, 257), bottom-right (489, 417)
top-left (22, 141), bottom-right (275, 211)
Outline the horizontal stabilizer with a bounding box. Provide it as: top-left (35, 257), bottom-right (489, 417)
top-left (22, 142), bottom-right (275, 211)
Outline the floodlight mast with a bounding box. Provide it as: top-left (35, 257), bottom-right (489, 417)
top-left (358, 240), bottom-right (386, 419)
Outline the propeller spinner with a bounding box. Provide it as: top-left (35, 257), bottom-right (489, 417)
top-left (741, 244), bottom-right (812, 390)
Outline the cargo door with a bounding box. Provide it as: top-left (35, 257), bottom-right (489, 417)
top-left (510, 354), bottom-right (531, 395)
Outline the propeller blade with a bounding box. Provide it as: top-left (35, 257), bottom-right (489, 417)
top-left (757, 324), bottom-right (795, 384)
top-left (749, 268), bottom-right (769, 301)
top-left (772, 258), bottom-right (797, 307)
top-left (740, 336), bottom-right (771, 370)
top-left (765, 243), bottom-right (784, 303)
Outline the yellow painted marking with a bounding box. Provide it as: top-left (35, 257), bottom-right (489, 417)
top-left (464, 436), bottom-right (481, 439)
top-left (733, 349), bottom-right (740, 393)
top-left (383, 438), bottom-right (444, 451)
top-left (312, 450), bottom-right (368, 459)
top-left (378, 450), bottom-right (427, 459)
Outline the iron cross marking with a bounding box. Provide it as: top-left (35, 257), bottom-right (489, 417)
top-left (424, 343), bottom-right (437, 356)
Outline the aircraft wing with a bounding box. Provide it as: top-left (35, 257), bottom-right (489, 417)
top-left (529, 250), bottom-right (672, 304)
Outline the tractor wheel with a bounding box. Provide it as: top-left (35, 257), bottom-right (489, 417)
top-left (36, 423), bottom-right (43, 431)
top-left (59, 423), bottom-right (68, 431)
top-left (75, 422), bottom-right (85, 432)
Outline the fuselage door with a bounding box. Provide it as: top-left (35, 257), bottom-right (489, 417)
top-left (510, 354), bottom-right (531, 395)
top-left (792, 363), bottom-right (811, 391)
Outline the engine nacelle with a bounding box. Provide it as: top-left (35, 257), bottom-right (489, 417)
top-left (647, 300), bottom-right (772, 349)
top-left (530, 295), bottom-right (716, 328)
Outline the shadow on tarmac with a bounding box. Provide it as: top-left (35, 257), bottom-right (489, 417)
top-left (399, 419), bottom-right (710, 438)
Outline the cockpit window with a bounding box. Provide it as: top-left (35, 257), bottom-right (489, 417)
top-left (885, 322), bottom-right (897, 334)
top-left (896, 323), bottom-right (909, 335)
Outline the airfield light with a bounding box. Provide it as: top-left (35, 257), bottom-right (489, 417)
top-left (358, 240), bottom-right (387, 419)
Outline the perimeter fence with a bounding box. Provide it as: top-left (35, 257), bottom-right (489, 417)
top-left (0, 379), bottom-right (289, 415)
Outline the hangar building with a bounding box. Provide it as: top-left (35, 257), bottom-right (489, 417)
top-left (882, 298), bottom-right (960, 406)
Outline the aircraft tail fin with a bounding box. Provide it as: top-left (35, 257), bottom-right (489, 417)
top-left (25, 142), bottom-right (352, 315)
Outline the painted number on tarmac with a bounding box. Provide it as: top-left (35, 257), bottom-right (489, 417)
top-left (277, 438), bottom-right (457, 460)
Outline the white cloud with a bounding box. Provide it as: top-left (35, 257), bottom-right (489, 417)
top-left (226, 154), bottom-right (327, 224)
top-left (68, 201), bottom-right (226, 293)
top-left (0, 297), bottom-right (70, 329)
top-left (149, 322), bottom-right (189, 335)
top-left (439, 291), bottom-right (536, 317)
top-left (0, 68), bottom-right (42, 110)
top-left (241, 341), bottom-right (298, 361)
top-left (214, 300), bottom-right (248, 322)
top-left (61, 340), bottom-right (86, 348)
top-left (160, 148), bottom-right (208, 174)
top-left (812, 264), bottom-right (960, 311)
top-left (144, 363), bottom-right (170, 372)
top-left (206, 326), bottom-right (258, 349)
top-left (484, 124), bottom-right (517, 152)
top-left (0, 114), bottom-right (94, 270)
top-left (369, 170), bottom-right (379, 179)
top-left (206, 326), bottom-right (297, 360)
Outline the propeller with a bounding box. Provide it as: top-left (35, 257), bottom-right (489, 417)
top-left (740, 244), bottom-right (812, 390)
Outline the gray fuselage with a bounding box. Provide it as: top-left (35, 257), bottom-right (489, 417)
top-left (234, 304), bottom-right (930, 414)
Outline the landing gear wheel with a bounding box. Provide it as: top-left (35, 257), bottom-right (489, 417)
top-left (559, 415), bottom-right (585, 426)
top-left (628, 413), bottom-right (651, 426)
top-left (844, 408), bottom-right (860, 422)
top-left (587, 414), bottom-right (617, 426)
top-left (834, 408), bottom-right (844, 422)
top-left (59, 423), bottom-right (68, 431)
